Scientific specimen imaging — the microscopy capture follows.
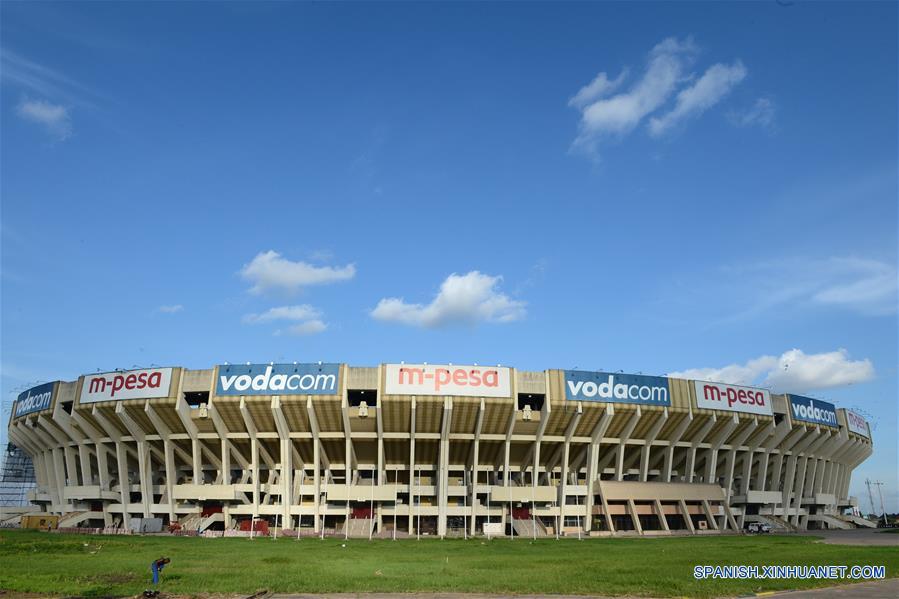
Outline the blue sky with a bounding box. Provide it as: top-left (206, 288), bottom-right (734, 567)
top-left (2, 2), bottom-right (896, 509)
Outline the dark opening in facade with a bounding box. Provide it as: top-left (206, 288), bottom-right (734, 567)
top-left (517, 393), bottom-right (544, 411)
top-left (184, 391), bottom-right (209, 407)
top-left (348, 389), bottom-right (377, 407)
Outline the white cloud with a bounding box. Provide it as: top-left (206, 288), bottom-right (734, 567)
top-left (669, 355), bottom-right (778, 386)
top-left (243, 304), bottom-right (322, 324)
top-left (239, 250), bottom-right (355, 295)
top-left (278, 320), bottom-right (328, 336)
top-left (763, 349), bottom-right (874, 392)
top-left (810, 258), bottom-right (897, 315)
top-left (16, 98), bottom-right (72, 140)
top-left (244, 304), bottom-right (328, 336)
top-left (668, 256), bottom-right (897, 326)
top-left (569, 37), bottom-right (751, 157)
top-left (729, 97), bottom-right (776, 129)
top-left (568, 69), bottom-right (629, 109)
top-left (669, 348), bottom-right (875, 394)
top-left (571, 37), bottom-right (697, 153)
top-left (371, 271), bottom-right (526, 328)
top-left (1, 49), bottom-right (100, 106)
top-left (156, 304), bottom-right (184, 314)
top-left (649, 60), bottom-right (746, 136)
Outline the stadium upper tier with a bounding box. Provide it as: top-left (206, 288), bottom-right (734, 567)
top-left (7, 363), bottom-right (874, 536)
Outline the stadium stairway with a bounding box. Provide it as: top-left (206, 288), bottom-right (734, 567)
top-left (178, 513), bottom-right (202, 531)
top-left (199, 512), bottom-right (224, 532)
top-left (747, 514), bottom-right (796, 532)
top-left (512, 518), bottom-right (547, 538)
top-left (1, 512), bottom-right (36, 527)
top-left (812, 515), bottom-right (852, 530)
top-left (841, 514), bottom-right (878, 528)
top-left (768, 515), bottom-right (799, 532)
top-left (57, 511), bottom-right (93, 528)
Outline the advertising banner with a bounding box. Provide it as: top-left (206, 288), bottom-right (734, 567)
top-left (789, 394), bottom-right (838, 427)
top-left (564, 371), bottom-right (671, 406)
top-left (215, 363), bottom-right (340, 396)
top-left (80, 368), bottom-right (173, 403)
top-left (384, 364), bottom-right (511, 397)
top-left (694, 381), bottom-right (773, 416)
top-left (845, 410), bottom-right (869, 438)
top-left (14, 382), bottom-right (56, 417)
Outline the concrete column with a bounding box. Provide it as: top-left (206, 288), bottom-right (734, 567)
top-left (78, 445), bottom-right (93, 486)
top-left (272, 397), bottom-right (294, 528)
top-left (639, 409), bottom-right (667, 481)
top-left (469, 399), bottom-right (484, 536)
top-left (51, 448), bottom-right (66, 506)
top-left (437, 398), bottom-right (452, 538)
top-left (96, 442), bottom-right (110, 490)
top-left (584, 405), bottom-right (613, 532)
top-left (163, 440), bottom-right (176, 522)
top-left (408, 397), bottom-right (416, 534)
top-left (664, 412), bottom-right (693, 482)
top-left (686, 415), bottom-right (716, 483)
top-left (705, 415), bottom-right (738, 484)
top-left (557, 404), bottom-right (583, 532)
top-left (251, 439), bottom-right (260, 518)
top-left (313, 436), bottom-right (321, 532)
top-left (615, 408), bottom-right (641, 482)
top-left (114, 442), bottom-right (130, 528)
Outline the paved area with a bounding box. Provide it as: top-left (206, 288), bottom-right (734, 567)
top-left (763, 578), bottom-right (899, 598)
top-left (270, 596), bottom-right (642, 599)
top-left (269, 581), bottom-right (899, 599)
top-left (802, 528), bottom-right (899, 546)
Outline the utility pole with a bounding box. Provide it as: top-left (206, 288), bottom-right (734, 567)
top-left (865, 478), bottom-right (877, 519)
top-left (873, 480), bottom-right (888, 526)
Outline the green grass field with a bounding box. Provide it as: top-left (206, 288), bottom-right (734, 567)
top-left (0, 529), bottom-right (896, 598)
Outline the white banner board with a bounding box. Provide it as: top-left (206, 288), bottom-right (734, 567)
top-left (694, 380), bottom-right (772, 416)
top-left (384, 364), bottom-right (511, 397)
top-left (846, 410), bottom-right (869, 438)
top-left (80, 368), bottom-right (174, 403)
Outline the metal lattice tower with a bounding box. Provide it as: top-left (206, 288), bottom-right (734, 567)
top-left (0, 443), bottom-right (36, 508)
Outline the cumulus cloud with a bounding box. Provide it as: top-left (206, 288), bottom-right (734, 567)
top-left (244, 304), bottom-right (327, 335)
top-left (240, 250), bottom-right (355, 295)
top-left (763, 349), bottom-right (874, 392)
top-left (156, 304), bottom-right (184, 314)
top-left (729, 97), bottom-right (776, 129)
top-left (649, 60), bottom-right (746, 136)
top-left (669, 355), bottom-right (778, 386)
top-left (669, 348), bottom-right (875, 394)
top-left (16, 98), bottom-right (72, 140)
top-left (370, 271), bottom-right (526, 328)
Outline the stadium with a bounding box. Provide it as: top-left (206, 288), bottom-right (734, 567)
top-left (6, 362), bottom-right (875, 537)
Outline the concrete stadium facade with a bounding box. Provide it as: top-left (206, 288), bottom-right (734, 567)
top-left (7, 363), bottom-right (874, 536)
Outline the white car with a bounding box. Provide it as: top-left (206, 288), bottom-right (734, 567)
top-left (747, 522), bottom-right (771, 533)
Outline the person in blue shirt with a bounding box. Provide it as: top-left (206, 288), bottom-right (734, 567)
top-left (150, 557), bottom-right (171, 585)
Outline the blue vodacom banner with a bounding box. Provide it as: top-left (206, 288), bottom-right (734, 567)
top-left (563, 371), bottom-right (671, 406)
top-left (14, 381), bottom-right (56, 417)
top-left (788, 394), bottom-right (838, 427)
top-left (216, 363), bottom-right (340, 396)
